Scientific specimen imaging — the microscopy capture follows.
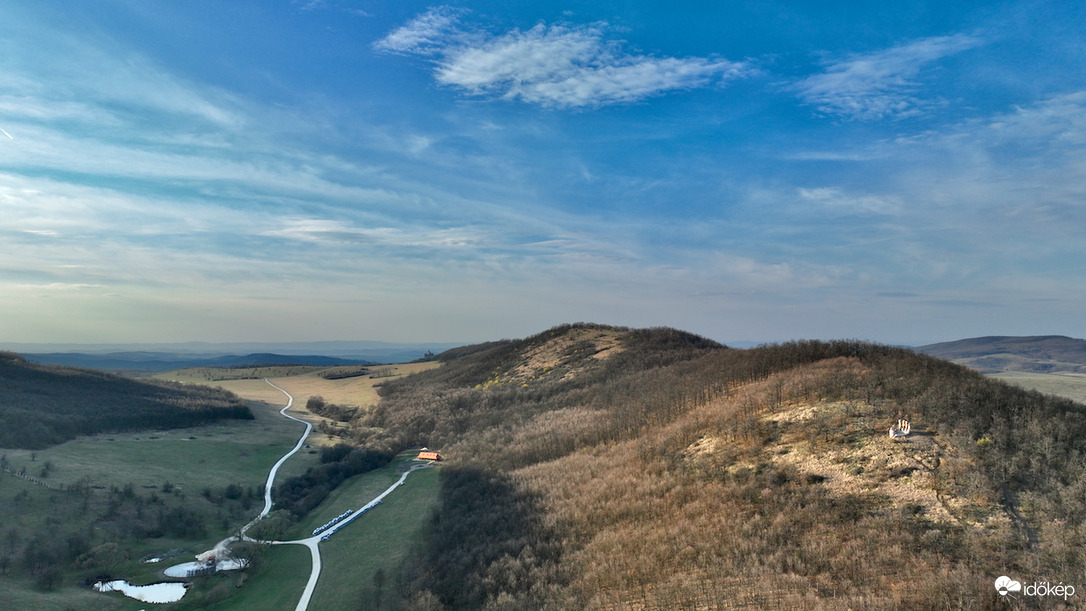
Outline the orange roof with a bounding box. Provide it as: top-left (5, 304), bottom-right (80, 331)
top-left (417, 451), bottom-right (441, 460)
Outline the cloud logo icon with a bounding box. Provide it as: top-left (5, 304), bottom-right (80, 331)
top-left (995, 576), bottom-right (1022, 596)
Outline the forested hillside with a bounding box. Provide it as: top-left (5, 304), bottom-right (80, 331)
top-left (0, 352), bottom-right (253, 449)
top-left (329, 324), bottom-right (1086, 608)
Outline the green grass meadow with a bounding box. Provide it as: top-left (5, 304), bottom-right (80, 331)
top-left (207, 455), bottom-right (441, 610)
top-left (0, 396), bottom-right (316, 492)
top-left (1, 369), bottom-right (441, 610)
top-left (198, 543), bottom-right (312, 610)
top-left (0, 397), bottom-right (320, 609)
top-left (309, 464), bottom-right (440, 610)
top-left (0, 578), bottom-right (131, 611)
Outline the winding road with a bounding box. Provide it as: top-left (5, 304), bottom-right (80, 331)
top-left (199, 381), bottom-right (312, 565)
top-left (260, 380), bottom-right (312, 518)
top-left (228, 379), bottom-right (431, 611)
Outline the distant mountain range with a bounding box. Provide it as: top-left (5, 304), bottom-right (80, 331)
top-left (916, 335), bottom-right (1086, 373)
top-left (8, 340), bottom-right (464, 371)
top-left (19, 351), bottom-right (374, 372)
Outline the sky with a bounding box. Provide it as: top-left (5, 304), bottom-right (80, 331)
top-left (1, 0), bottom-right (1084, 347)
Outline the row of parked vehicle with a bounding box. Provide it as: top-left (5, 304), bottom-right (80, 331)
top-left (316, 500), bottom-right (384, 542)
top-left (312, 508), bottom-right (353, 536)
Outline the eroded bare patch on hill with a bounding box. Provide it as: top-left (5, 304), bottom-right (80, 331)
top-left (681, 360), bottom-right (1006, 530)
top-left (519, 326), bottom-right (623, 373)
top-left (477, 326), bottom-right (625, 389)
top-left (762, 400), bottom-right (1005, 529)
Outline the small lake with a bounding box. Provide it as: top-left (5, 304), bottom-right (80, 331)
top-left (164, 558), bottom-right (247, 577)
top-left (94, 579), bottom-right (189, 603)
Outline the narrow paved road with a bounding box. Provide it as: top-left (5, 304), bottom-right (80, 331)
top-left (260, 380), bottom-right (312, 518)
top-left (201, 380), bottom-right (313, 569)
top-left (276, 461), bottom-right (432, 611)
top-left (257, 380), bottom-right (322, 611)
top-left (247, 379), bottom-right (430, 611)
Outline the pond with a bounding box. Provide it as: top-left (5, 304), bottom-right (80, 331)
top-left (93, 579), bottom-right (189, 603)
top-left (164, 557), bottom-right (247, 578)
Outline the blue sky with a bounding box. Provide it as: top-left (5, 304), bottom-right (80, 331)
top-left (1, 0), bottom-right (1084, 346)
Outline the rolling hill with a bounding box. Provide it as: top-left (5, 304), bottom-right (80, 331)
top-left (318, 324), bottom-right (1086, 608)
top-left (5, 339), bottom-right (461, 370)
top-left (916, 335), bottom-right (1086, 373)
top-left (5, 326), bottom-right (1084, 607)
top-left (0, 352), bottom-right (253, 449)
top-left (20, 351), bottom-right (371, 372)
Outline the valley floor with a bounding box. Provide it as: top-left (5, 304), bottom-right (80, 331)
top-left (988, 370), bottom-right (1086, 403)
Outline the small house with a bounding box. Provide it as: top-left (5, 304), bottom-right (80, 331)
top-left (417, 450), bottom-right (442, 461)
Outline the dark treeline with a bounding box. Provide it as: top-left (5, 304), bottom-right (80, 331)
top-left (306, 395), bottom-right (359, 422)
top-left (434, 340), bottom-right (515, 363)
top-left (274, 444), bottom-right (394, 517)
top-left (338, 325), bottom-right (1086, 608)
top-left (318, 366), bottom-right (370, 380)
top-left (0, 352), bottom-right (253, 449)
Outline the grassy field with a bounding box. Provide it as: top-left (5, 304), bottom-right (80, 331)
top-left (153, 362), bottom-right (439, 450)
top-left (198, 544), bottom-right (312, 610)
top-left (0, 391), bottom-right (320, 609)
top-left (1, 364), bottom-right (443, 609)
top-left (0, 577), bottom-right (132, 611)
top-left (159, 362), bottom-right (439, 411)
top-left (288, 456), bottom-right (413, 541)
top-left (204, 454), bottom-right (441, 610)
top-left (0, 473), bottom-right (129, 611)
top-left (261, 362), bottom-right (439, 410)
top-left (989, 371), bottom-right (1086, 403)
top-left (308, 460), bottom-right (440, 611)
top-left (211, 370), bottom-right (443, 611)
top-left (0, 391), bottom-right (315, 492)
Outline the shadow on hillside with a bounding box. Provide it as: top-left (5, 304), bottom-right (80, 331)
top-left (392, 465), bottom-right (567, 609)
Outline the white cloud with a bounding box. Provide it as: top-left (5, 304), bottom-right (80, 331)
top-left (984, 91), bottom-right (1086, 146)
top-left (376, 10), bottom-right (751, 108)
top-left (262, 218), bottom-right (488, 250)
top-left (793, 34), bottom-right (983, 120)
top-left (798, 187), bottom-right (899, 214)
top-left (1, 39), bottom-right (241, 131)
top-left (14, 282), bottom-right (104, 291)
top-left (373, 6), bottom-right (466, 55)
top-left (261, 219), bottom-right (372, 244)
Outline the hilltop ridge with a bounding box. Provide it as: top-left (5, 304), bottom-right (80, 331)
top-left (313, 324), bottom-right (1086, 608)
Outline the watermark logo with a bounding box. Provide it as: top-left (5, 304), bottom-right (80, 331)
top-left (996, 576), bottom-right (1075, 601)
top-left (994, 576), bottom-right (1021, 596)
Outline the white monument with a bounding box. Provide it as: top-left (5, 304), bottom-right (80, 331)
top-left (889, 419), bottom-right (911, 439)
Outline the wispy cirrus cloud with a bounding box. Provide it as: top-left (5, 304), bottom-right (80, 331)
top-left (373, 6), bottom-right (466, 55)
top-left (262, 218), bottom-right (491, 251)
top-left (792, 34), bottom-right (983, 120)
top-left (375, 7), bottom-right (752, 108)
top-left (797, 187), bottom-right (899, 215)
